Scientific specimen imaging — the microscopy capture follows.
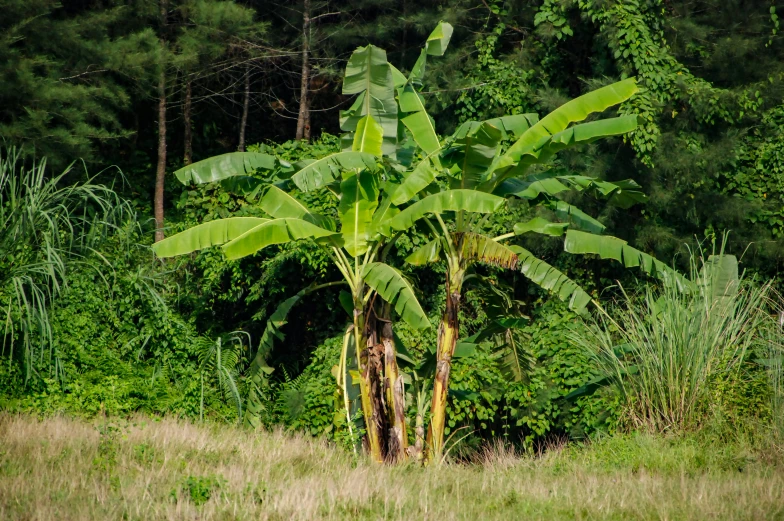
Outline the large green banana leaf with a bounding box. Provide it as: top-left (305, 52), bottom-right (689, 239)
top-left (392, 157), bottom-right (439, 205)
top-left (564, 230), bottom-right (694, 291)
top-left (457, 232), bottom-right (518, 269)
top-left (290, 151), bottom-right (377, 192)
top-left (405, 237), bottom-right (443, 265)
top-left (513, 217), bottom-right (569, 237)
top-left (152, 217), bottom-right (269, 258)
top-left (398, 22), bottom-right (452, 155)
top-left (362, 262), bottom-right (430, 329)
top-left (482, 114), bottom-right (539, 139)
top-left (174, 152), bottom-right (287, 185)
top-left (222, 218), bottom-right (338, 260)
top-left (340, 45), bottom-right (398, 156)
top-left (408, 21), bottom-right (454, 85)
top-left (547, 200), bottom-right (606, 234)
top-left (492, 78), bottom-right (638, 176)
top-left (557, 175), bottom-right (647, 209)
top-left (443, 121), bottom-right (503, 189)
top-left (338, 170), bottom-right (379, 257)
top-left (352, 115), bottom-right (384, 157)
top-left (510, 116), bottom-right (639, 176)
top-left (388, 189), bottom-right (506, 231)
top-left (258, 185), bottom-right (335, 231)
top-left (510, 245), bottom-right (593, 313)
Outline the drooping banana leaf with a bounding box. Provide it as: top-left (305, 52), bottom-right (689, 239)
top-left (564, 230), bottom-right (694, 291)
top-left (388, 189), bottom-right (506, 231)
top-left (557, 175), bottom-right (647, 209)
top-left (488, 115), bottom-right (639, 189)
top-left (456, 232), bottom-right (518, 269)
top-left (362, 262), bottom-right (430, 329)
top-left (546, 200), bottom-right (606, 234)
top-left (258, 185), bottom-right (335, 231)
top-left (493, 79), bottom-right (638, 171)
top-left (513, 217), bottom-right (569, 237)
top-left (369, 191), bottom-right (400, 239)
top-left (174, 152), bottom-right (288, 185)
top-left (510, 245), bottom-right (593, 313)
top-left (222, 218), bottom-right (338, 260)
top-left (493, 172), bottom-right (571, 199)
top-left (481, 114), bottom-right (539, 139)
top-left (290, 151), bottom-right (377, 192)
top-left (338, 170), bottom-right (379, 257)
top-left (391, 157), bottom-right (440, 205)
top-left (340, 45), bottom-right (399, 156)
top-left (405, 237), bottom-right (443, 265)
top-left (151, 217), bottom-right (269, 258)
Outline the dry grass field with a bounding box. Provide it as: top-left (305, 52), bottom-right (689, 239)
top-left (1, 414), bottom-right (783, 520)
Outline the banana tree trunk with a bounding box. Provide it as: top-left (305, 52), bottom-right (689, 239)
top-left (379, 303), bottom-right (408, 462)
top-left (426, 272), bottom-right (463, 462)
top-left (353, 302), bottom-right (385, 463)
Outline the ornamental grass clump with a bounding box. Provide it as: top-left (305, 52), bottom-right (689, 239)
top-left (577, 251), bottom-right (777, 433)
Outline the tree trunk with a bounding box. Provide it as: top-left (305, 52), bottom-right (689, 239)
top-left (295, 0), bottom-right (311, 141)
top-left (154, 59), bottom-right (167, 243)
top-left (238, 66), bottom-right (250, 151)
top-left (426, 273), bottom-right (462, 462)
top-left (183, 80), bottom-right (192, 165)
top-left (379, 304), bottom-right (408, 463)
top-left (353, 302), bottom-right (385, 463)
top-left (155, 0), bottom-right (168, 243)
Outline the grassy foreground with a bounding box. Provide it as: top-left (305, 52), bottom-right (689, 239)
top-left (1, 414), bottom-right (783, 520)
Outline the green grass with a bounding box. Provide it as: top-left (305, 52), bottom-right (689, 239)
top-left (1, 414), bottom-right (783, 520)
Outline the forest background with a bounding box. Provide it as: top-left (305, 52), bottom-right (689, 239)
top-left (2, 0), bottom-right (784, 451)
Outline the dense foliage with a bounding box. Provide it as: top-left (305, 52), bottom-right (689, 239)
top-left (1, 0), bottom-right (783, 461)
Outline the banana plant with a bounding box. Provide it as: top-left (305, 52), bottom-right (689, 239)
top-left (152, 23), bottom-right (456, 463)
top-left (384, 78), bottom-right (689, 461)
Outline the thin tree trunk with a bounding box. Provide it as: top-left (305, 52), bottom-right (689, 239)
top-left (295, 0), bottom-right (311, 140)
top-left (183, 80), bottom-right (193, 165)
top-left (426, 273), bottom-right (462, 462)
top-left (238, 66), bottom-right (250, 151)
top-left (155, 0), bottom-right (168, 243)
top-left (379, 304), bottom-right (407, 462)
top-left (154, 58), bottom-right (167, 243)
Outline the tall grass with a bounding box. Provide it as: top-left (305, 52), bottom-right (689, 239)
top-left (575, 251), bottom-right (777, 432)
top-left (0, 147), bottom-right (131, 384)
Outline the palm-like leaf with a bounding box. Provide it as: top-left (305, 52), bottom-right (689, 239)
top-left (492, 79), bottom-right (638, 175)
top-left (362, 262), bottom-right (430, 329)
top-left (392, 158), bottom-right (440, 205)
top-left (564, 230), bottom-right (694, 291)
top-left (405, 237), bottom-right (443, 265)
top-left (513, 217), bottom-right (569, 237)
top-left (338, 170), bottom-right (379, 257)
top-left (510, 245), bottom-right (593, 313)
top-left (340, 45), bottom-right (399, 156)
top-left (259, 185), bottom-right (335, 230)
top-left (151, 217), bottom-right (270, 258)
top-left (222, 218), bottom-right (338, 260)
top-left (291, 152), bottom-right (377, 192)
top-left (174, 152), bottom-right (286, 185)
top-left (387, 190), bottom-right (505, 232)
